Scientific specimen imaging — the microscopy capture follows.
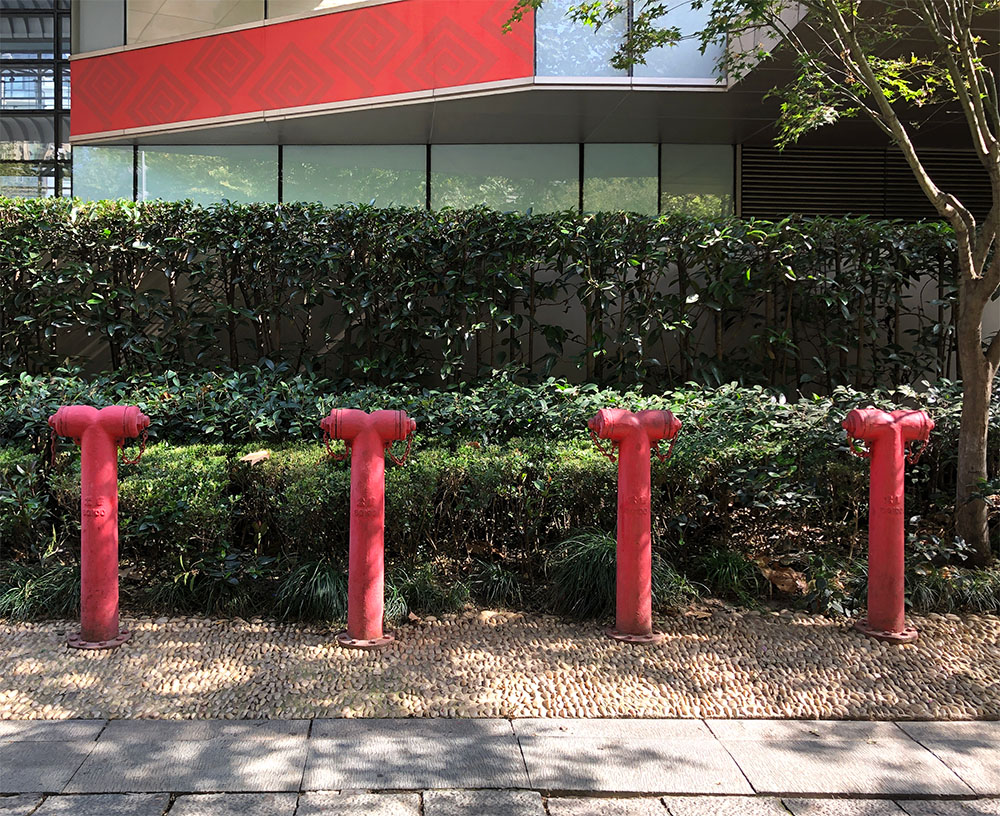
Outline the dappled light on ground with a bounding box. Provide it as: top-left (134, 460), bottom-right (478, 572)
top-left (1, 609), bottom-right (997, 720)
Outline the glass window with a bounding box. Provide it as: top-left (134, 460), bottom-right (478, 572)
top-left (584, 143), bottom-right (657, 215)
top-left (432, 144), bottom-right (578, 213)
top-left (58, 63), bottom-right (69, 107)
top-left (58, 113), bottom-right (70, 158)
top-left (660, 144), bottom-right (733, 217)
top-left (284, 145), bottom-right (426, 208)
top-left (59, 160), bottom-right (71, 195)
top-left (73, 145), bottom-right (133, 201)
top-left (1, 65), bottom-right (55, 109)
top-left (127, 0), bottom-right (264, 45)
top-left (137, 145), bottom-right (277, 205)
top-left (59, 13), bottom-right (70, 58)
top-left (0, 161), bottom-right (57, 197)
top-left (633, 2), bottom-right (723, 80)
top-left (0, 114), bottom-right (55, 160)
top-left (0, 13), bottom-right (56, 58)
top-left (535, 0), bottom-right (626, 77)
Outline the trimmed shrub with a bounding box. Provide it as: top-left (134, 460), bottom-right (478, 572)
top-left (50, 443), bottom-right (234, 564)
top-left (0, 446), bottom-right (51, 558)
top-left (0, 199), bottom-right (960, 389)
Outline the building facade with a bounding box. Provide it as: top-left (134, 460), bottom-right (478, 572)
top-left (1, 0), bottom-right (71, 196)
top-left (0, 0), bottom-right (991, 221)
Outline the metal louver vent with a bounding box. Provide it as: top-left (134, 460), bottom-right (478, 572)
top-left (741, 146), bottom-right (992, 221)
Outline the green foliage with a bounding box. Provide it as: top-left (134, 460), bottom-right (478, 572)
top-left (50, 443), bottom-right (234, 562)
top-left (547, 529), bottom-right (697, 619)
top-left (143, 546), bottom-right (277, 617)
top-left (0, 199), bottom-right (961, 390)
top-left (695, 547), bottom-right (763, 606)
top-left (390, 562), bottom-right (471, 616)
top-left (0, 560), bottom-right (79, 620)
top-left (275, 557), bottom-right (349, 622)
top-left (470, 559), bottom-right (525, 609)
top-left (0, 446), bottom-right (53, 558)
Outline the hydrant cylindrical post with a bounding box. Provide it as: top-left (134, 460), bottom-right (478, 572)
top-left (842, 407), bottom-right (933, 644)
top-left (48, 405), bottom-right (150, 650)
top-left (321, 408), bottom-right (415, 649)
top-left (589, 408), bottom-right (681, 644)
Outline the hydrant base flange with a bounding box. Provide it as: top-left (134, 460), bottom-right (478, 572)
top-left (853, 617), bottom-right (918, 644)
top-left (67, 629), bottom-right (132, 651)
top-left (605, 627), bottom-right (667, 645)
top-left (336, 630), bottom-right (395, 650)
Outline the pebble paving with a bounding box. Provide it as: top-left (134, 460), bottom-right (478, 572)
top-left (1, 609), bottom-right (998, 720)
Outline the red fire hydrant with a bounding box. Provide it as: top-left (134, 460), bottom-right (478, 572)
top-left (48, 405), bottom-right (149, 650)
top-left (588, 408), bottom-right (681, 643)
top-left (321, 408), bottom-right (415, 649)
top-left (843, 407), bottom-right (933, 643)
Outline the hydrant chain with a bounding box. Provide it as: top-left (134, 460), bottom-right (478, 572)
top-left (323, 426), bottom-right (351, 461)
top-left (847, 435), bottom-right (872, 459)
top-left (118, 428), bottom-right (148, 465)
top-left (589, 428), bottom-right (619, 464)
top-left (385, 432), bottom-right (413, 466)
top-left (652, 435), bottom-right (678, 463)
top-left (906, 437), bottom-right (929, 465)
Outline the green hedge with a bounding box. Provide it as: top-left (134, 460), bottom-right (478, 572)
top-left (1, 198), bottom-right (959, 388)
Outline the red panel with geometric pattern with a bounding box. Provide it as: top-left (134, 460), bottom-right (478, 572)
top-left (72, 0), bottom-right (533, 136)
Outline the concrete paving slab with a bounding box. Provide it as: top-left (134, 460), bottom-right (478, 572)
top-left (0, 795), bottom-right (44, 815)
top-left (665, 796), bottom-right (789, 815)
top-left (722, 738), bottom-right (973, 796)
top-left (784, 799), bottom-right (907, 815)
top-left (31, 793), bottom-right (169, 815)
top-left (897, 723), bottom-right (1000, 743)
top-left (168, 793), bottom-right (299, 816)
top-left (64, 736), bottom-right (308, 793)
top-left (423, 789), bottom-right (544, 816)
top-left (295, 792), bottom-right (421, 816)
top-left (899, 801), bottom-right (1000, 816)
top-left (0, 721), bottom-right (105, 741)
top-left (895, 724), bottom-right (1000, 795)
top-left (310, 719), bottom-right (512, 740)
top-left (706, 720), bottom-right (905, 741)
top-left (303, 735), bottom-right (529, 790)
top-left (513, 720), bottom-right (711, 740)
top-left (901, 743), bottom-right (1000, 795)
top-left (519, 737), bottom-right (753, 795)
top-left (547, 798), bottom-right (667, 816)
top-left (99, 719), bottom-right (309, 742)
top-left (0, 741), bottom-right (95, 794)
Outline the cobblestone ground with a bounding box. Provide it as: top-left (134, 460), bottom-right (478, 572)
top-left (2, 608), bottom-right (998, 720)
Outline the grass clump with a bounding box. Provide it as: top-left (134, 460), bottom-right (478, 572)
top-left (275, 557), bottom-right (348, 622)
top-left (470, 559), bottom-right (524, 609)
top-left (695, 547), bottom-right (765, 606)
top-left (0, 560), bottom-right (79, 620)
top-left (548, 529), bottom-right (698, 620)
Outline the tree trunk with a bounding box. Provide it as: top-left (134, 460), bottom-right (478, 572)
top-left (955, 287), bottom-right (996, 566)
top-left (955, 359), bottom-right (993, 566)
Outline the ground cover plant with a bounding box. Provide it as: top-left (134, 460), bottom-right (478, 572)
top-left (1, 374), bottom-right (996, 622)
